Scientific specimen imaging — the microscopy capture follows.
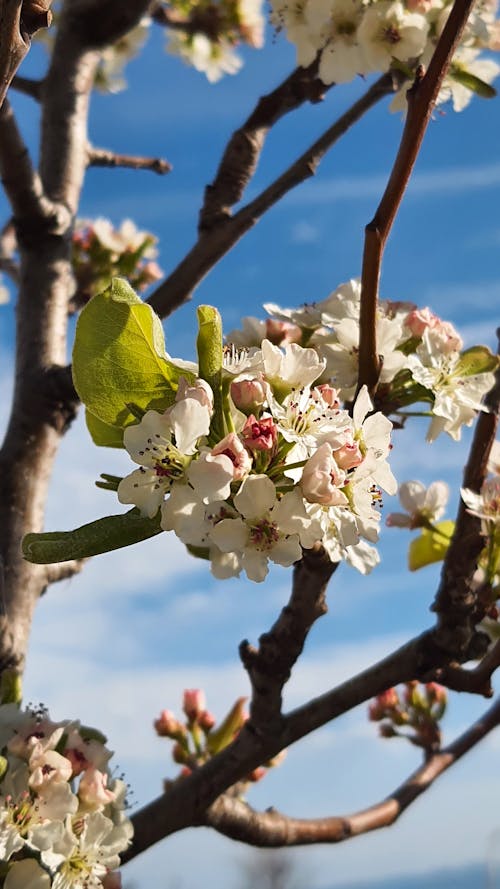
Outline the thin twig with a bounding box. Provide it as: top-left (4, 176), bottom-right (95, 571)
top-left (10, 75), bottom-right (43, 101)
top-left (357, 0), bottom-right (479, 395)
top-left (203, 695), bottom-right (500, 846)
top-left (428, 639), bottom-right (500, 698)
top-left (45, 559), bottom-right (86, 586)
top-left (87, 145), bottom-right (172, 174)
top-left (148, 74), bottom-right (395, 320)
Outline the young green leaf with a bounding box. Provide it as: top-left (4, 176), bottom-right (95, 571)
top-left (85, 410), bottom-right (125, 449)
top-left (408, 520), bottom-right (455, 571)
top-left (455, 346), bottom-right (499, 378)
top-left (73, 278), bottom-right (192, 431)
top-left (449, 67), bottom-right (497, 99)
top-left (22, 509), bottom-right (162, 564)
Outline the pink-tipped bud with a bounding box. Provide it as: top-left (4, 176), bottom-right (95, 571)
top-left (265, 319), bottom-right (302, 346)
top-left (198, 710), bottom-right (216, 732)
top-left (405, 307), bottom-right (439, 337)
top-left (172, 743), bottom-right (189, 764)
top-left (312, 384), bottom-right (341, 409)
top-left (425, 682), bottom-right (447, 706)
top-left (241, 415), bottom-right (277, 452)
top-left (230, 377), bottom-right (267, 414)
top-left (247, 766), bottom-right (267, 783)
top-left (211, 433), bottom-right (252, 480)
top-left (334, 438), bottom-right (363, 471)
top-left (183, 689), bottom-right (206, 722)
top-left (379, 723), bottom-right (397, 739)
top-left (154, 710), bottom-right (184, 738)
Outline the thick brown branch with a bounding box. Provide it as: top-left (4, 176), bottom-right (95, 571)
top-left (199, 61), bottom-right (329, 233)
top-left (87, 145), bottom-right (172, 175)
top-left (148, 75), bottom-right (394, 319)
top-left (0, 99), bottom-right (69, 233)
top-left (0, 0), bottom-right (51, 111)
top-left (240, 547), bottom-right (336, 733)
top-left (0, 219), bottom-right (19, 284)
top-left (358, 0), bottom-right (478, 395)
top-left (63, 0), bottom-right (152, 49)
top-left (203, 696), bottom-right (500, 846)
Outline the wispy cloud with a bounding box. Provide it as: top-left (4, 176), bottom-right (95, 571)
top-left (286, 162), bottom-right (500, 206)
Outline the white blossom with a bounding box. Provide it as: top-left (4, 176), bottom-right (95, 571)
top-left (387, 479), bottom-right (449, 527)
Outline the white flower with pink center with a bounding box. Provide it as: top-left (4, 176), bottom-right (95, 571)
top-left (461, 476), bottom-right (500, 526)
top-left (117, 395), bottom-right (212, 517)
top-left (269, 387), bottom-right (349, 477)
top-left (211, 433), bottom-right (253, 481)
top-left (357, 1), bottom-right (429, 72)
top-left (78, 768), bottom-right (116, 812)
top-left (407, 334), bottom-right (495, 441)
top-left (210, 475), bottom-right (320, 582)
top-left (28, 749), bottom-right (73, 792)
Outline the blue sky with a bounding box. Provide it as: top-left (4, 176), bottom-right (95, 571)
top-left (1, 17), bottom-right (500, 889)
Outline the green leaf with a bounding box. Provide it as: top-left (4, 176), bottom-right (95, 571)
top-left (408, 520), bottom-right (455, 571)
top-left (206, 697), bottom-right (248, 755)
top-left (455, 345), bottom-right (499, 377)
top-left (0, 670), bottom-right (22, 705)
top-left (73, 278), bottom-right (191, 431)
top-left (95, 473), bottom-right (122, 492)
top-left (197, 305), bottom-right (224, 438)
top-left (86, 410), bottom-right (125, 448)
top-left (449, 66), bottom-right (497, 99)
top-left (22, 509), bottom-right (162, 564)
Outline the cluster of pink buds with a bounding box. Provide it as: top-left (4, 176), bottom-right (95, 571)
top-left (71, 217), bottom-right (162, 309)
top-left (154, 690), bottom-right (286, 785)
top-left (368, 681), bottom-right (447, 756)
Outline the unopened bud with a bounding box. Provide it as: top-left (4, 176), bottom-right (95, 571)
top-left (198, 710), bottom-right (216, 732)
top-left (183, 689), bottom-right (206, 722)
top-left (265, 319), bottom-right (302, 346)
top-left (230, 377), bottom-right (267, 415)
top-left (154, 710), bottom-right (186, 739)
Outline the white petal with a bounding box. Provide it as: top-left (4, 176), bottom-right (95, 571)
top-left (210, 518), bottom-right (248, 553)
top-left (117, 468), bottom-right (167, 518)
top-left (187, 452), bottom-right (233, 504)
top-left (234, 475), bottom-right (277, 520)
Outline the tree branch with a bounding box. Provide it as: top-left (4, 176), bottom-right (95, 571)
top-left (0, 0), bottom-right (51, 111)
top-left (86, 144), bottom-right (172, 174)
top-left (428, 639), bottom-right (500, 698)
top-left (203, 695), bottom-right (500, 846)
top-left (240, 546), bottom-right (336, 733)
top-left (357, 0), bottom-right (479, 395)
top-left (44, 559), bottom-right (86, 586)
top-left (431, 337), bottom-right (500, 656)
top-left (10, 74), bottom-right (43, 100)
top-left (199, 61), bottom-right (329, 233)
top-left (147, 74), bottom-right (395, 319)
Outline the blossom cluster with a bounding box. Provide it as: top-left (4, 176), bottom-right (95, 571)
top-left (227, 278), bottom-right (497, 443)
top-left (71, 219), bottom-right (162, 308)
top-left (155, 689), bottom-right (285, 785)
top-left (164, 0), bottom-right (266, 82)
top-left (116, 325), bottom-right (399, 578)
top-left (369, 681), bottom-right (447, 754)
top-left (0, 703), bottom-right (131, 889)
top-left (271, 0), bottom-right (500, 110)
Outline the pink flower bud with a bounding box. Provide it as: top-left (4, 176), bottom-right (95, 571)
top-left (211, 433), bottom-right (252, 480)
top-left (334, 437), bottom-right (363, 471)
top-left (301, 443), bottom-right (347, 506)
top-left (172, 743), bottom-right (189, 764)
top-left (198, 710), bottom-right (216, 731)
top-left (241, 415), bottom-right (277, 452)
top-left (154, 710), bottom-right (184, 738)
top-left (176, 377), bottom-right (213, 410)
top-left (425, 682), bottom-right (447, 706)
top-left (247, 766), bottom-right (267, 783)
top-left (183, 689), bottom-right (206, 721)
top-left (312, 384), bottom-right (340, 409)
top-left (78, 767), bottom-right (116, 809)
top-left (230, 377), bottom-right (267, 414)
top-left (265, 319), bottom-right (302, 346)
top-left (405, 307), bottom-right (439, 337)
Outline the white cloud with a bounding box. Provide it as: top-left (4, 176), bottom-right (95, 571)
top-left (290, 221), bottom-right (321, 244)
top-left (286, 162), bottom-right (500, 206)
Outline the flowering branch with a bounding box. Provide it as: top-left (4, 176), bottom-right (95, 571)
top-left (358, 0), bottom-right (480, 395)
top-left (202, 694), bottom-right (500, 847)
top-left (431, 338), bottom-right (500, 655)
top-left (148, 75), bottom-right (396, 319)
top-left (86, 144), bottom-right (172, 174)
top-left (198, 60), bottom-right (328, 233)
